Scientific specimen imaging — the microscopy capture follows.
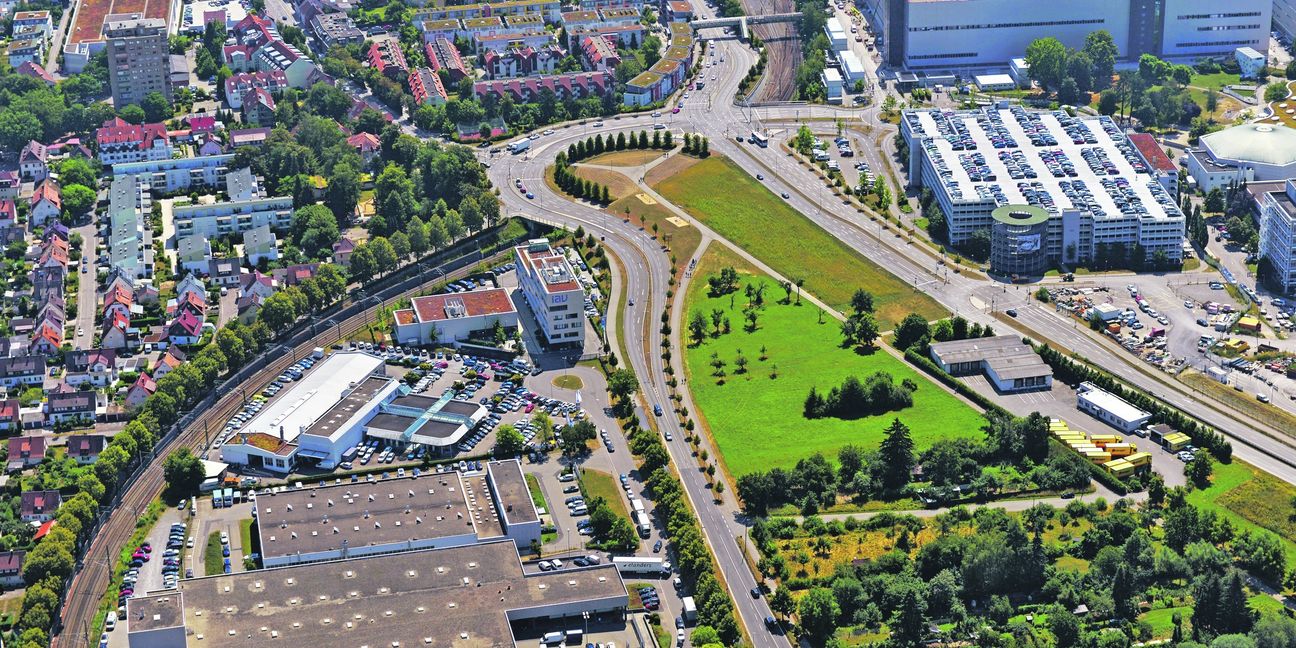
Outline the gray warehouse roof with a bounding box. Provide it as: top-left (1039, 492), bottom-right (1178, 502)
top-left (930, 334), bottom-right (1053, 380)
top-left (161, 540), bottom-right (629, 647)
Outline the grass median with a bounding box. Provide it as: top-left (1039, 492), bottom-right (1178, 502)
top-left (203, 532), bottom-right (224, 576)
top-left (654, 156), bottom-right (945, 328)
top-left (683, 247), bottom-right (984, 477)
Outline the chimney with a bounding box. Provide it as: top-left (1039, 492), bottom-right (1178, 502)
top-left (279, 425), bottom-right (285, 441)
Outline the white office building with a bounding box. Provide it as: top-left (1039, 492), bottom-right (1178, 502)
top-left (514, 239), bottom-right (586, 347)
top-left (1076, 381), bottom-right (1152, 432)
top-left (863, 0), bottom-right (1268, 71)
top-left (902, 107), bottom-right (1185, 269)
top-left (1258, 180), bottom-right (1296, 295)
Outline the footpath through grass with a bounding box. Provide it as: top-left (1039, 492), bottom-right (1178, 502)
top-left (683, 248), bottom-right (984, 477)
top-left (654, 156), bottom-right (945, 328)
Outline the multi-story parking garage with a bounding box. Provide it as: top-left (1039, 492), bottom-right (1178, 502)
top-left (902, 107), bottom-right (1185, 272)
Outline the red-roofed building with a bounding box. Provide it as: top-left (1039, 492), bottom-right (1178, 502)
top-left (94, 118), bottom-right (174, 164)
top-left (16, 61), bottom-right (54, 85)
top-left (425, 38), bottom-right (468, 81)
top-left (103, 284), bottom-right (134, 321)
top-left (1127, 132), bottom-right (1180, 195)
top-left (29, 178), bottom-right (60, 226)
top-left (101, 311), bottom-right (132, 350)
top-left (224, 70), bottom-right (288, 109)
top-left (125, 372), bottom-right (157, 409)
top-left (409, 67), bottom-right (448, 106)
top-left (0, 399), bottom-right (19, 433)
top-left (0, 551), bottom-right (25, 587)
top-left (153, 348), bottom-right (185, 379)
top-left (473, 70), bottom-right (614, 101)
top-left (0, 199), bottom-right (16, 228)
top-left (7, 436), bottom-right (45, 471)
top-left (580, 35), bottom-right (620, 71)
top-left (20, 490), bottom-right (61, 522)
top-left (66, 434), bottom-right (106, 464)
top-left (167, 310), bottom-right (203, 345)
top-left (19, 140), bottom-right (48, 181)
top-left (347, 132), bottom-right (382, 165)
top-left (242, 87), bottom-right (278, 126)
top-left (368, 40), bottom-right (408, 78)
top-left (392, 287), bottom-right (519, 345)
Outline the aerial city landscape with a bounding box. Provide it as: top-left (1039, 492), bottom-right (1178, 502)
top-left (4, 0), bottom-right (1296, 645)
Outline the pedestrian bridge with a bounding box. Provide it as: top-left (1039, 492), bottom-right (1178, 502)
top-left (690, 13), bottom-right (801, 39)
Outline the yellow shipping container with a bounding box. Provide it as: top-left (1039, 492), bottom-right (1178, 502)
top-left (1126, 452), bottom-right (1152, 467)
top-left (1086, 452), bottom-right (1112, 464)
top-left (1090, 434), bottom-right (1122, 445)
top-left (1105, 443), bottom-right (1134, 456)
top-left (1164, 436), bottom-right (1191, 451)
top-left (1104, 459), bottom-right (1135, 478)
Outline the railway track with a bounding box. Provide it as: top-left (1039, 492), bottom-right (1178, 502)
top-left (54, 250), bottom-right (509, 648)
top-left (743, 0), bottom-right (800, 102)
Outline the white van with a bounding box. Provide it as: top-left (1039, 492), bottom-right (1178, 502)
top-left (542, 631), bottom-right (565, 645)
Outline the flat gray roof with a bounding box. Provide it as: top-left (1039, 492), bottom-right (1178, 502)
top-left (126, 592), bottom-right (184, 632)
top-left (930, 334), bottom-right (1052, 380)
top-left (255, 472), bottom-right (477, 560)
top-left (298, 375), bottom-right (391, 441)
top-left (227, 351), bottom-right (386, 446)
top-left (170, 541), bottom-right (627, 647)
top-left (488, 459), bottom-right (538, 525)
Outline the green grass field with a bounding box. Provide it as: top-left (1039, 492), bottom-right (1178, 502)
top-left (581, 468), bottom-right (630, 520)
top-left (683, 251), bottom-right (985, 477)
top-left (1139, 606), bottom-right (1190, 638)
top-left (203, 532), bottom-right (223, 576)
top-left (1189, 72), bottom-right (1242, 90)
top-left (1184, 459), bottom-right (1296, 563)
top-left (654, 156), bottom-right (945, 328)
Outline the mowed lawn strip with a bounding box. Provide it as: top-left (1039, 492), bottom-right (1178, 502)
top-left (655, 156), bottom-right (945, 328)
top-left (683, 251), bottom-right (984, 477)
top-left (581, 468), bottom-right (630, 520)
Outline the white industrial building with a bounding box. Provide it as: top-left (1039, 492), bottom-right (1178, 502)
top-left (514, 239), bottom-right (586, 348)
top-left (862, 0), bottom-right (1268, 71)
top-left (1076, 381), bottom-right (1151, 432)
top-left (218, 351), bottom-right (487, 473)
top-left (125, 540), bottom-right (628, 648)
top-left (254, 459), bottom-right (540, 568)
top-left (1257, 179), bottom-right (1296, 295)
top-left (902, 107), bottom-right (1185, 270)
top-left (929, 335), bottom-right (1053, 392)
top-left (1186, 123), bottom-right (1296, 193)
top-left (822, 67), bottom-right (844, 103)
top-left (392, 288), bottom-right (519, 346)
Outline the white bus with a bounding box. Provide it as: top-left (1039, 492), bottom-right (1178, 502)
top-left (750, 131), bottom-right (768, 147)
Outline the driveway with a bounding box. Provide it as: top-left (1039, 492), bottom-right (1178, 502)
top-left (72, 221), bottom-right (97, 350)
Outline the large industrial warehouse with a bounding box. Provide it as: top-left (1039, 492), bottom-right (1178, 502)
top-left (218, 351), bottom-right (486, 473)
top-left (901, 107), bottom-right (1185, 274)
top-left (254, 459), bottom-right (542, 567)
top-left (862, 0), bottom-right (1269, 70)
top-left (125, 540), bottom-right (630, 648)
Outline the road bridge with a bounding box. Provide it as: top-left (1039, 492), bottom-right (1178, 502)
top-left (690, 12), bottom-right (800, 39)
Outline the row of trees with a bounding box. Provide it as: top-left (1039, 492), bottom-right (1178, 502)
top-left (553, 153), bottom-right (613, 205)
top-left (564, 129), bottom-right (676, 164)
